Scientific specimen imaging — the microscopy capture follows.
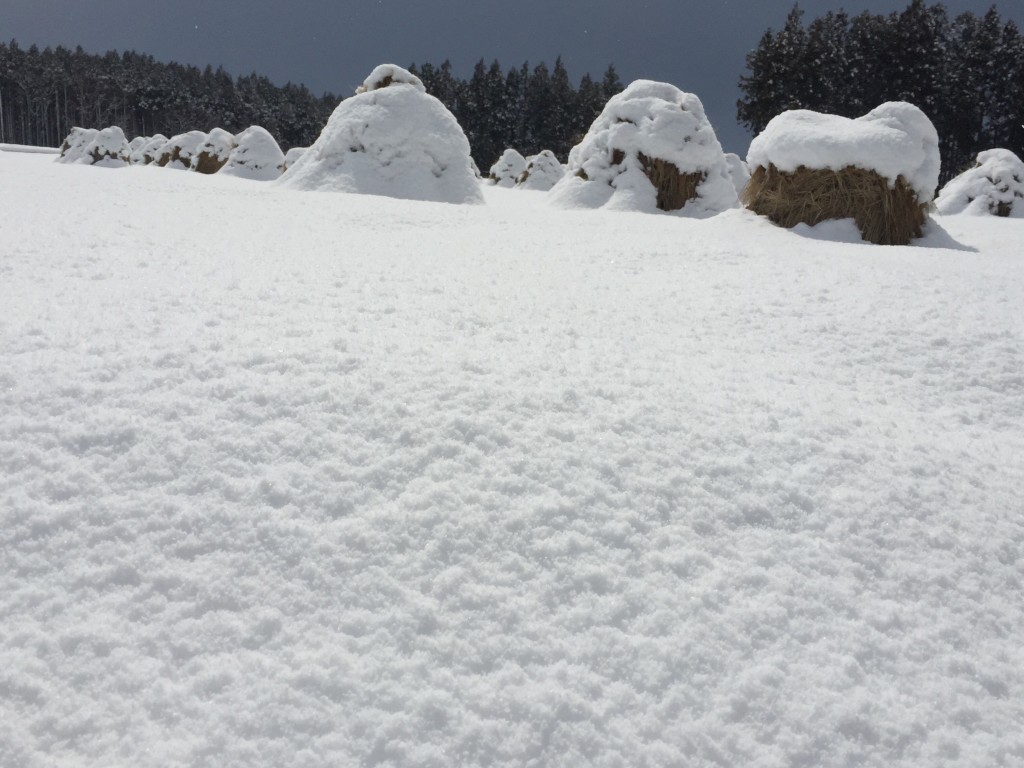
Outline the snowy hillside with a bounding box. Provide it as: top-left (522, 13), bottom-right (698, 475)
top-left (1, 150), bottom-right (1023, 768)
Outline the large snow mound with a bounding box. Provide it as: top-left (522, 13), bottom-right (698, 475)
top-left (155, 131), bottom-right (208, 170)
top-left (56, 127), bottom-right (98, 164)
top-left (489, 148), bottom-right (527, 188)
top-left (935, 148), bottom-right (1024, 217)
top-left (219, 126), bottom-right (284, 181)
top-left (517, 150), bottom-right (565, 191)
top-left (746, 102), bottom-right (941, 202)
top-left (278, 65), bottom-right (483, 204)
top-left (4, 152), bottom-right (1024, 768)
top-left (549, 80), bottom-right (737, 215)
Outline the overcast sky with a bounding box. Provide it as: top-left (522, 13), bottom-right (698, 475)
top-left (5, 0), bottom-right (1023, 153)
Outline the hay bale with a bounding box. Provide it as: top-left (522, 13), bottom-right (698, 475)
top-left (56, 127), bottom-right (98, 164)
top-left (218, 126), bottom-right (285, 181)
top-left (516, 150), bottom-right (566, 191)
top-left (935, 148), bottom-right (1024, 218)
top-left (743, 164), bottom-right (928, 246)
top-left (549, 79), bottom-right (736, 215)
top-left (191, 128), bottom-right (236, 174)
top-left (744, 102), bottom-right (940, 245)
top-left (134, 134), bottom-right (168, 165)
top-left (277, 64), bottom-right (483, 205)
top-left (489, 148), bottom-right (527, 187)
top-left (154, 131), bottom-right (208, 169)
top-left (83, 126), bottom-right (131, 167)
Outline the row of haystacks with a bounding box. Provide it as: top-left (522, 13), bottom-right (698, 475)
top-left (934, 148), bottom-right (1024, 218)
top-left (57, 124), bottom-right (299, 181)
top-left (488, 149), bottom-right (566, 191)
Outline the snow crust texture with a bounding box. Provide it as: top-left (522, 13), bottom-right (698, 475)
top-left (219, 126), bottom-right (284, 181)
top-left (746, 102), bottom-right (941, 202)
top-left (550, 79), bottom-right (737, 215)
top-left (279, 66), bottom-right (482, 205)
top-left (488, 148), bottom-right (527, 188)
top-left (935, 148), bottom-right (1024, 217)
top-left (2, 153), bottom-right (1024, 768)
top-left (516, 150), bottom-right (565, 191)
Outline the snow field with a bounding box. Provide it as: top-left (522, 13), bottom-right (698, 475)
top-left (1, 153), bottom-right (1023, 767)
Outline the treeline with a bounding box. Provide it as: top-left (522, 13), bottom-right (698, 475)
top-left (409, 58), bottom-right (623, 169)
top-left (0, 40), bottom-right (623, 171)
top-left (0, 40), bottom-right (338, 150)
top-left (737, 1), bottom-right (1024, 182)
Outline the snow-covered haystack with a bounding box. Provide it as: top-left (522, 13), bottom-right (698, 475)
top-left (154, 131), bottom-right (208, 170)
top-left (278, 64), bottom-right (484, 205)
top-left (218, 126), bottom-right (284, 181)
top-left (934, 148), bottom-right (1024, 218)
top-left (278, 146), bottom-right (308, 174)
top-left (81, 126), bottom-right (131, 167)
top-left (133, 134), bottom-right (168, 165)
top-left (517, 150), bottom-right (565, 191)
top-left (128, 135), bottom-right (147, 159)
top-left (489, 148), bottom-right (527, 187)
top-left (56, 127), bottom-right (98, 164)
top-left (191, 128), bottom-right (236, 175)
top-left (549, 80), bottom-right (737, 215)
top-left (725, 152), bottom-right (750, 198)
top-left (744, 102), bottom-right (940, 245)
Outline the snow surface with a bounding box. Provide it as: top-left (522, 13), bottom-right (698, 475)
top-left (219, 126), bottom-right (284, 181)
top-left (935, 148), bottom-right (1024, 217)
top-left (279, 66), bottom-right (482, 205)
top-left (2, 151), bottom-right (1024, 768)
top-left (488, 148), bottom-right (527, 188)
top-left (550, 80), bottom-right (737, 216)
top-left (516, 149), bottom-right (565, 191)
top-left (0, 143), bottom-right (60, 155)
top-left (746, 102), bottom-right (941, 202)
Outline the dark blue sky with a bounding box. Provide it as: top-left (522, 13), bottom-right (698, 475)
top-left (6, 0), bottom-right (1024, 153)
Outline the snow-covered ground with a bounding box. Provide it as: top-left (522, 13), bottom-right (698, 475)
top-left (1, 150), bottom-right (1023, 767)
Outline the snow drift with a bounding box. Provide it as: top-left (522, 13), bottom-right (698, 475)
top-left (549, 80), bottom-right (737, 215)
top-left (935, 148), bottom-right (1024, 217)
top-left (278, 64), bottom-right (483, 205)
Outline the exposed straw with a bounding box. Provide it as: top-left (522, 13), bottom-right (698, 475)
top-left (743, 164), bottom-right (928, 246)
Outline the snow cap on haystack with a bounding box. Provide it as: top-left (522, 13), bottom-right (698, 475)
top-left (489, 148), bottom-right (527, 187)
top-left (935, 148), bottom-right (1024, 218)
top-left (218, 126), bottom-right (285, 180)
top-left (81, 126), bottom-right (131, 167)
top-left (549, 80), bottom-right (737, 215)
top-left (278, 146), bottom-right (308, 174)
top-left (743, 102), bottom-right (940, 245)
top-left (191, 128), bottom-right (236, 174)
top-left (517, 150), bottom-right (565, 191)
top-left (134, 134), bottom-right (168, 165)
top-left (724, 153), bottom-right (750, 198)
top-left (278, 64), bottom-right (483, 205)
top-left (155, 131), bottom-right (208, 170)
top-left (56, 127), bottom-right (98, 164)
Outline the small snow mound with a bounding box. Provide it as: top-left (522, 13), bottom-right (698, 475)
top-left (219, 127), bottom-right (285, 181)
top-left (517, 150), bottom-right (565, 191)
top-left (56, 128), bottom-right (98, 164)
top-left (155, 131), bottom-right (208, 170)
top-left (192, 128), bottom-right (237, 174)
top-left (279, 146), bottom-right (308, 174)
top-left (935, 148), bottom-right (1024, 217)
top-left (725, 153), bottom-right (750, 198)
top-left (134, 134), bottom-right (168, 165)
top-left (278, 66), bottom-right (483, 205)
top-left (549, 79), bottom-right (737, 215)
top-left (489, 148), bottom-right (527, 187)
top-left (746, 102), bottom-right (940, 202)
top-left (357, 64), bottom-right (426, 94)
top-left (81, 126), bottom-right (131, 167)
